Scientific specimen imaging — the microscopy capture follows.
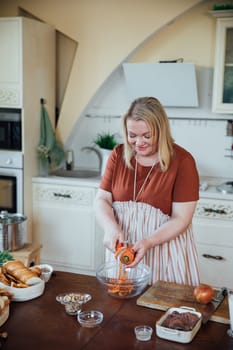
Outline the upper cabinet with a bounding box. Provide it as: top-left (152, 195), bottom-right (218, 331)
top-left (0, 16), bottom-right (55, 243)
top-left (212, 17), bottom-right (233, 114)
top-left (0, 17), bottom-right (55, 109)
top-left (0, 17), bottom-right (22, 107)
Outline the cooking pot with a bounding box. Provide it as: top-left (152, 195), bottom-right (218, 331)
top-left (0, 211), bottom-right (27, 251)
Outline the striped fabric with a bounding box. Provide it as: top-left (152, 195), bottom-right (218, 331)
top-left (105, 201), bottom-right (200, 286)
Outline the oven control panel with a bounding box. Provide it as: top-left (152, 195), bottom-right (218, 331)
top-left (0, 150), bottom-right (23, 169)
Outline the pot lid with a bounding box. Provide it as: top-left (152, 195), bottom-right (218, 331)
top-left (216, 181), bottom-right (233, 194)
top-left (0, 211), bottom-right (27, 224)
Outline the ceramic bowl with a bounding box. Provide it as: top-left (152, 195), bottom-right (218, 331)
top-left (96, 261), bottom-right (151, 299)
top-left (77, 310), bottom-right (103, 328)
top-left (31, 264), bottom-right (53, 282)
top-left (38, 264), bottom-right (53, 282)
top-left (0, 280), bottom-right (45, 302)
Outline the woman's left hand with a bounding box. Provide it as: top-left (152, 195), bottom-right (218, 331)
top-left (126, 238), bottom-right (151, 267)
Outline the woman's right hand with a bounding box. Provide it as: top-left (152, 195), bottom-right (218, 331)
top-left (103, 229), bottom-right (124, 253)
top-left (95, 188), bottom-right (124, 252)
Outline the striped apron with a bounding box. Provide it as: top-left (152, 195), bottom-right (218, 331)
top-left (105, 201), bottom-right (200, 286)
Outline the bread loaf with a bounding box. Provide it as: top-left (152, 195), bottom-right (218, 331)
top-left (2, 261), bottom-right (41, 286)
top-left (30, 266), bottom-right (41, 277)
top-left (0, 288), bottom-right (12, 316)
top-left (0, 268), bottom-right (11, 286)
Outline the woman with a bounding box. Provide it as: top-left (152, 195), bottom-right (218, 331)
top-left (95, 97), bottom-right (200, 285)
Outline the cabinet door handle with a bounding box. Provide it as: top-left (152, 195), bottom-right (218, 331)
top-left (53, 192), bottom-right (72, 198)
top-left (202, 254), bottom-right (224, 260)
top-left (203, 207), bottom-right (227, 215)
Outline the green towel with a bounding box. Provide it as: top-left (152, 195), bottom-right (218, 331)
top-left (37, 104), bottom-right (65, 173)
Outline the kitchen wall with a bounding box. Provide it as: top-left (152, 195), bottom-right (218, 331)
top-left (0, 0), bottom-right (209, 143)
top-left (67, 0), bottom-right (233, 179)
top-left (69, 64), bottom-right (233, 179)
top-left (0, 0), bottom-right (232, 179)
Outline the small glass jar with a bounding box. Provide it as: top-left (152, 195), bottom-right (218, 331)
top-left (134, 325), bottom-right (153, 341)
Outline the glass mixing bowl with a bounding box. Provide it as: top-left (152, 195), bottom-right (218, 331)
top-left (96, 261), bottom-right (151, 299)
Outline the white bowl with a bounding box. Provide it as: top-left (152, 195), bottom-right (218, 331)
top-left (0, 279), bottom-right (45, 302)
top-left (32, 264), bottom-right (53, 282)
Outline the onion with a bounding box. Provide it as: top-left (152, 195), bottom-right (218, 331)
top-left (194, 284), bottom-right (214, 304)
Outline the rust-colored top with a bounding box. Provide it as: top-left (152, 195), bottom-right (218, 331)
top-left (100, 144), bottom-right (199, 215)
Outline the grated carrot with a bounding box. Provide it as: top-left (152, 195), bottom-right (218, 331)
top-left (107, 260), bottom-right (133, 296)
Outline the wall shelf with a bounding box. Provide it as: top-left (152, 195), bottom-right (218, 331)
top-left (85, 114), bottom-right (121, 119)
top-left (209, 10), bottom-right (233, 18)
top-left (85, 114), bottom-right (233, 122)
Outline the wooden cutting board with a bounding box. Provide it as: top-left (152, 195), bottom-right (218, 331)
top-left (137, 281), bottom-right (230, 324)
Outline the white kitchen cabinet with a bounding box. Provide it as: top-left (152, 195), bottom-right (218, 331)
top-left (32, 181), bottom-right (104, 276)
top-left (0, 17), bottom-right (55, 242)
top-left (0, 18), bottom-right (22, 106)
top-left (0, 17), bottom-right (55, 109)
top-left (212, 17), bottom-right (233, 114)
top-left (193, 198), bottom-right (233, 288)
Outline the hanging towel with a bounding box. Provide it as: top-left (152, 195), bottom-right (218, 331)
top-left (37, 103), bottom-right (65, 173)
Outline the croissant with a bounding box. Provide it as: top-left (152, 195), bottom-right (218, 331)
top-left (2, 261), bottom-right (42, 286)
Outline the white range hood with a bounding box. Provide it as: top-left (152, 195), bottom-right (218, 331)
top-left (123, 62), bottom-right (199, 107)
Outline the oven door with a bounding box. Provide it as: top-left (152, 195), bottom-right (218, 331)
top-left (0, 121), bottom-right (10, 149)
top-left (0, 107), bottom-right (22, 151)
top-left (0, 175), bottom-right (17, 213)
top-left (0, 166), bottom-right (23, 214)
top-left (0, 121), bottom-right (21, 151)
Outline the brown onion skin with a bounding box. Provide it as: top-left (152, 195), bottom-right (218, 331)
top-left (194, 284), bottom-right (214, 304)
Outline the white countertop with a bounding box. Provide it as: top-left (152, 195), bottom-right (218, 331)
top-left (199, 176), bottom-right (233, 201)
top-left (199, 186), bottom-right (233, 201)
top-left (32, 175), bottom-right (233, 201)
top-left (32, 175), bottom-right (101, 188)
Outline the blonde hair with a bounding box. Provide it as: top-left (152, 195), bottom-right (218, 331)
top-left (122, 97), bottom-right (174, 171)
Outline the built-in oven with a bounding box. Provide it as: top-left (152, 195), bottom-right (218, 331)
top-left (0, 151), bottom-right (23, 214)
top-left (0, 108), bottom-right (22, 151)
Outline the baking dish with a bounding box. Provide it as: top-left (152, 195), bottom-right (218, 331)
top-left (156, 306), bottom-right (202, 343)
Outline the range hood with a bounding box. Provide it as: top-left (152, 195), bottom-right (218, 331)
top-left (123, 63), bottom-right (199, 107)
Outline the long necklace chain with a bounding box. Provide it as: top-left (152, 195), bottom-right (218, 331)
top-left (133, 157), bottom-right (156, 202)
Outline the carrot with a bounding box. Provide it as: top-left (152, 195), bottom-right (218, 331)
top-left (106, 242), bottom-right (136, 297)
top-left (107, 260), bottom-right (133, 296)
top-left (115, 241), bottom-right (135, 265)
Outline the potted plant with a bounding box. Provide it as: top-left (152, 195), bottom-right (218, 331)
top-left (94, 132), bottom-right (118, 150)
top-left (94, 132), bottom-right (118, 175)
top-left (0, 251), bottom-right (14, 266)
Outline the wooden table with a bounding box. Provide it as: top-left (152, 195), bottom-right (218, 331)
top-left (1, 271), bottom-right (233, 350)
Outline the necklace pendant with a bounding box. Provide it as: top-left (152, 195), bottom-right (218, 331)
top-left (133, 158), bottom-right (156, 202)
